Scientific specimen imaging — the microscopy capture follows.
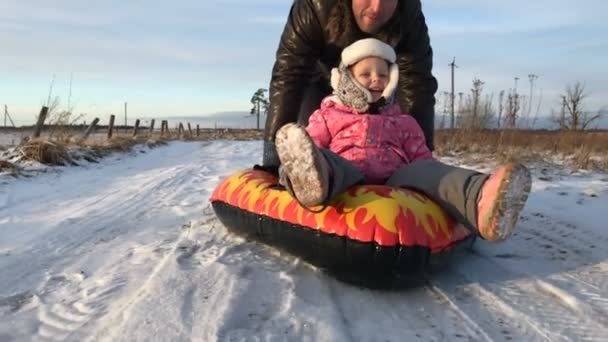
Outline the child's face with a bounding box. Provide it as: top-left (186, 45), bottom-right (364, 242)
top-left (350, 57), bottom-right (390, 102)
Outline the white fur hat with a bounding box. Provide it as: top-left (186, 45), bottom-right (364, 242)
top-left (330, 38), bottom-right (399, 102)
top-left (341, 38), bottom-right (396, 66)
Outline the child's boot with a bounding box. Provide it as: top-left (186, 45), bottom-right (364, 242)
top-left (477, 163), bottom-right (532, 242)
top-left (275, 123), bottom-right (330, 207)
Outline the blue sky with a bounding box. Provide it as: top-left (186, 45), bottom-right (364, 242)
top-left (0, 0), bottom-right (606, 125)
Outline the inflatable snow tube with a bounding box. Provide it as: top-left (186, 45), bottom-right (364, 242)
top-left (211, 169), bottom-right (473, 286)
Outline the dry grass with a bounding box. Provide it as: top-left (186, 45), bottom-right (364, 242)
top-left (19, 139), bottom-right (73, 166)
top-left (434, 129), bottom-right (608, 171)
top-left (14, 135), bottom-right (168, 166)
top-left (180, 128), bottom-right (263, 141)
top-left (0, 160), bottom-right (19, 176)
top-left (4, 127), bottom-right (262, 168)
top-left (6, 126), bottom-right (606, 173)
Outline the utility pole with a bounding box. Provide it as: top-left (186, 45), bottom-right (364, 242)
top-left (449, 57), bottom-right (458, 129)
top-left (527, 74), bottom-right (538, 116)
top-left (498, 90), bottom-right (505, 128)
top-left (67, 73), bottom-right (74, 112)
top-left (560, 95), bottom-right (567, 129)
top-left (4, 105), bottom-right (15, 127)
top-left (440, 91), bottom-right (449, 128)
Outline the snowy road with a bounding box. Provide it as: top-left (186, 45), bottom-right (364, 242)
top-left (1, 141), bottom-right (607, 341)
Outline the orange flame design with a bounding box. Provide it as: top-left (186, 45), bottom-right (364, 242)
top-left (211, 169), bottom-right (471, 252)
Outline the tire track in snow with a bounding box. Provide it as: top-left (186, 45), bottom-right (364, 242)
top-left (535, 278), bottom-right (608, 328)
top-left (558, 273), bottom-right (608, 323)
top-left (1, 163), bottom-right (193, 294)
top-left (33, 271), bottom-right (128, 341)
top-left (423, 280), bottom-right (495, 341)
top-left (165, 213), bottom-right (339, 341)
top-left (440, 250), bottom-right (608, 341)
top-left (332, 280), bottom-right (497, 342)
top-left (516, 212), bottom-right (608, 294)
top-left (496, 211), bottom-right (608, 328)
top-left (0, 141), bottom-right (229, 296)
top-left (1, 142), bottom-right (260, 340)
top-left (209, 240), bottom-right (332, 341)
top-left (85, 221), bottom-right (194, 342)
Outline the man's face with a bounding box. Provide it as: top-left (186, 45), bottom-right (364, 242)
top-left (352, 0), bottom-right (398, 34)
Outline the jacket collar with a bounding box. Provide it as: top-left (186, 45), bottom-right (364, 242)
top-left (321, 95), bottom-right (401, 116)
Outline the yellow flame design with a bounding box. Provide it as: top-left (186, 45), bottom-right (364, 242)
top-left (220, 171), bottom-right (249, 201)
top-left (262, 187), bottom-right (298, 220)
top-left (389, 189), bottom-right (451, 238)
top-left (236, 176), bottom-right (268, 210)
top-left (332, 187), bottom-right (398, 234)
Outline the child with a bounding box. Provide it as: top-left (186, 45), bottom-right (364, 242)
top-left (275, 38), bottom-right (531, 242)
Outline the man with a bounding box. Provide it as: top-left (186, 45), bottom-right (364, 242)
top-left (263, 0), bottom-right (438, 168)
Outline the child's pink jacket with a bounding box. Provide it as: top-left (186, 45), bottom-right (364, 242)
top-left (306, 96), bottom-right (433, 184)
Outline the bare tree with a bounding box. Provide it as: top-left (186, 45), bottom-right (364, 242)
top-left (553, 82), bottom-right (604, 130)
top-left (484, 93), bottom-right (495, 126)
top-left (503, 89), bottom-right (520, 128)
top-left (497, 90), bottom-right (505, 128)
top-left (458, 78), bottom-right (494, 129)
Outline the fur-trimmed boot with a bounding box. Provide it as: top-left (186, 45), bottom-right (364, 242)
top-left (275, 123), bottom-right (330, 207)
top-left (477, 163), bottom-right (532, 242)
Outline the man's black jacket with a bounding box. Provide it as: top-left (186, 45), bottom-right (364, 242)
top-left (264, 0), bottom-right (438, 151)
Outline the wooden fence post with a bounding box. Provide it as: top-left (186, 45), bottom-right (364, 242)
top-left (196, 124), bottom-right (200, 137)
top-left (178, 123), bottom-right (184, 139)
top-left (108, 114), bottom-right (115, 139)
top-left (81, 117), bottom-right (100, 141)
top-left (149, 119), bottom-right (155, 135)
top-left (187, 123), bottom-right (192, 138)
top-left (160, 120), bottom-right (166, 137)
top-left (32, 106), bottom-right (49, 138)
top-left (132, 119), bottom-right (140, 137)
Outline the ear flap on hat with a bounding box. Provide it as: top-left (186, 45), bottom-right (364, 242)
top-left (330, 67), bottom-right (341, 91)
top-left (381, 63), bottom-right (399, 99)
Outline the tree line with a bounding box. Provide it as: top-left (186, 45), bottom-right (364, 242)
top-left (437, 80), bottom-right (606, 130)
top-left (251, 80), bottom-right (606, 131)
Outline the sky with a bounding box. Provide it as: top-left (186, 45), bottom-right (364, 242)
top-left (0, 0), bottom-right (606, 126)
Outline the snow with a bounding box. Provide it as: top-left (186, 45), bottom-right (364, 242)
top-left (0, 132), bottom-right (28, 148)
top-left (1, 140), bottom-right (607, 341)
